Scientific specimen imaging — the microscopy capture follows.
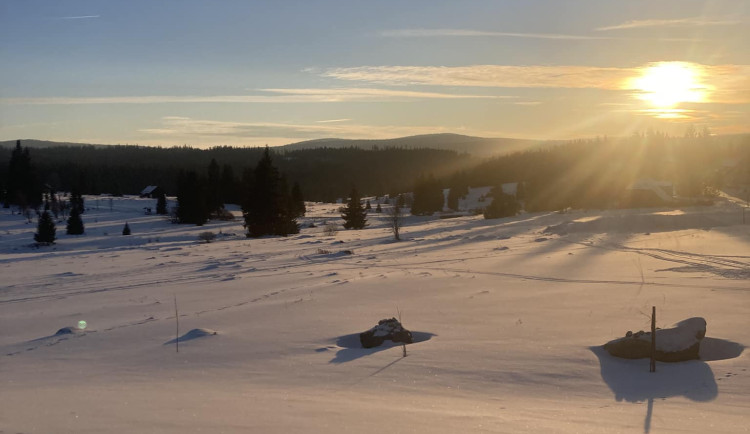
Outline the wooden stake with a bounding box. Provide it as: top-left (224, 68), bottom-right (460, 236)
top-left (650, 306), bottom-right (656, 373)
top-left (174, 294), bottom-right (179, 353)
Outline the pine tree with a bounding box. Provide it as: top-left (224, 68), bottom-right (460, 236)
top-left (483, 190), bottom-right (520, 219)
top-left (242, 147), bottom-right (299, 237)
top-left (341, 187), bottom-right (367, 229)
top-left (156, 192), bottom-right (168, 215)
top-left (365, 199), bottom-right (372, 210)
top-left (176, 170), bottom-right (209, 225)
top-left (376, 203), bottom-right (382, 213)
top-left (70, 190), bottom-right (85, 214)
top-left (34, 211), bottom-right (56, 244)
top-left (220, 164), bottom-right (238, 205)
top-left (206, 158), bottom-right (223, 215)
top-left (290, 181), bottom-right (306, 218)
top-left (6, 140), bottom-right (42, 209)
top-left (66, 206), bottom-right (85, 235)
top-left (411, 173), bottom-right (444, 215)
top-left (122, 222), bottom-right (131, 235)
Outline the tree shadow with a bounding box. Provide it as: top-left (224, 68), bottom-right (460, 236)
top-left (329, 331), bottom-right (434, 364)
top-left (591, 338), bottom-right (743, 433)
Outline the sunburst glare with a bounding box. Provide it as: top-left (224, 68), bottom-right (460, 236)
top-left (627, 62), bottom-right (711, 118)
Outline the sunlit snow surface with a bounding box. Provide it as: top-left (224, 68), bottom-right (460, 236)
top-left (1, 195), bottom-right (748, 433)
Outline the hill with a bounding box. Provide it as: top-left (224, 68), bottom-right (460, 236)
top-left (280, 133), bottom-right (553, 156)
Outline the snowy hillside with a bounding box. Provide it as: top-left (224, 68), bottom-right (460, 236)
top-left (1, 196), bottom-right (748, 433)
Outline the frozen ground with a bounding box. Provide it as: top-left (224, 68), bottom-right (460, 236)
top-left (1, 196), bottom-right (748, 433)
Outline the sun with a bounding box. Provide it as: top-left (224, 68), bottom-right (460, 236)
top-left (630, 62), bottom-right (709, 110)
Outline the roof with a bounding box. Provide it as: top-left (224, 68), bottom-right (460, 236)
top-left (140, 185), bottom-right (159, 195)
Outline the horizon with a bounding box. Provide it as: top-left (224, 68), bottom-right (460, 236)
top-left (1, 1), bottom-right (749, 147)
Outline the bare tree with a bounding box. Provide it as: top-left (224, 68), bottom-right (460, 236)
top-left (386, 204), bottom-right (403, 241)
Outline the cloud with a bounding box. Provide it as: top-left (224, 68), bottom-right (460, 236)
top-left (55, 15), bottom-right (101, 20)
top-left (321, 65), bottom-right (638, 90)
top-left (380, 28), bottom-right (613, 40)
top-left (319, 63), bottom-right (750, 104)
top-left (596, 16), bottom-right (742, 31)
top-left (316, 119), bottom-right (351, 123)
top-left (0, 88), bottom-right (504, 105)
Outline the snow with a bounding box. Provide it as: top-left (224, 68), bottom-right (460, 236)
top-left (1, 195), bottom-right (748, 433)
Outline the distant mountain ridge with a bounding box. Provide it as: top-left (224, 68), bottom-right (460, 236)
top-left (279, 133), bottom-right (553, 156)
top-left (0, 134), bottom-right (553, 156)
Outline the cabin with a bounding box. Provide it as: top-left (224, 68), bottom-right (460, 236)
top-left (140, 185), bottom-right (165, 198)
top-left (622, 178), bottom-right (674, 207)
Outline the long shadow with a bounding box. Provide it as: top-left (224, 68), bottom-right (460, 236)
top-left (329, 331), bottom-right (435, 364)
top-left (591, 338), bottom-right (744, 433)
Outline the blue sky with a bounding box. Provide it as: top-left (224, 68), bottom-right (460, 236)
top-left (1, 0), bottom-right (748, 146)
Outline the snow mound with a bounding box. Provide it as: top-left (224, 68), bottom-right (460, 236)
top-left (54, 326), bottom-right (85, 336)
top-left (164, 328), bottom-right (218, 345)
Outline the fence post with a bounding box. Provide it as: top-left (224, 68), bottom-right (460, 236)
top-left (650, 306), bottom-right (656, 373)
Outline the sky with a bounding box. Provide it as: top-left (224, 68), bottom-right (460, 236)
top-left (1, 0), bottom-right (748, 147)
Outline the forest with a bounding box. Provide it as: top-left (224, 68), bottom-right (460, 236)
top-left (2, 131), bottom-right (749, 221)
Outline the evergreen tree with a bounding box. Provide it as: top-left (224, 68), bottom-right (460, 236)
top-left (220, 164), bottom-right (238, 205)
top-left (122, 222), bottom-right (131, 235)
top-left (341, 187), bottom-right (367, 229)
top-left (365, 199), bottom-right (372, 210)
top-left (176, 170), bottom-right (209, 225)
top-left (6, 140), bottom-right (42, 209)
top-left (411, 173), bottom-right (444, 215)
top-left (66, 206), bottom-right (85, 235)
top-left (34, 211), bottom-right (56, 244)
top-left (206, 158), bottom-right (223, 215)
top-left (375, 202), bottom-right (382, 213)
top-left (290, 181), bottom-right (306, 218)
top-left (483, 190), bottom-right (520, 219)
top-left (156, 192), bottom-right (168, 215)
top-left (70, 190), bottom-right (85, 214)
top-left (242, 147), bottom-right (299, 237)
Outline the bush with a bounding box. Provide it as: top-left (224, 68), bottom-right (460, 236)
top-left (198, 231), bottom-right (217, 243)
top-left (323, 223), bottom-right (338, 236)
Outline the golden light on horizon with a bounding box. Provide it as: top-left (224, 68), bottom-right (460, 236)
top-left (628, 62), bottom-right (710, 118)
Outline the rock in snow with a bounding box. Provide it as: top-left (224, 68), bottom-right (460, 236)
top-left (359, 318), bottom-right (413, 349)
top-left (603, 317), bottom-right (706, 362)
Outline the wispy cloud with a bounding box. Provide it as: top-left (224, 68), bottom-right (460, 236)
top-left (55, 15), bottom-right (101, 20)
top-left (380, 28), bottom-right (612, 40)
top-left (0, 88), bottom-right (504, 105)
top-left (596, 16), bottom-right (741, 31)
top-left (319, 63), bottom-right (750, 103)
top-left (321, 65), bottom-right (637, 90)
top-left (316, 119), bottom-right (351, 123)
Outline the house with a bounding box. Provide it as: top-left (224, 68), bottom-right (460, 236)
top-left (622, 178), bottom-right (674, 207)
top-left (140, 185), bottom-right (165, 198)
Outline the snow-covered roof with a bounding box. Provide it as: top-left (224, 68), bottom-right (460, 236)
top-left (140, 185), bottom-right (159, 195)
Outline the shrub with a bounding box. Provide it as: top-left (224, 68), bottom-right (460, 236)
top-left (198, 231), bottom-right (217, 243)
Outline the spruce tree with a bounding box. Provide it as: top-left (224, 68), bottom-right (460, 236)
top-left (411, 173), bottom-right (444, 215)
top-left (365, 199), bottom-right (372, 210)
top-left (376, 203), bottom-right (382, 213)
top-left (206, 158), bottom-right (223, 215)
top-left (122, 222), bottom-right (131, 235)
top-left (341, 188), bottom-right (367, 229)
top-left (156, 192), bottom-right (168, 215)
top-left (290, 181), bottom-right (306, 218)
top-left (66, 206), bottom-right (85, 235)
top-left (6, 140), bottom-right (42, 209)
top-left (176, 170), bottom-right (209, 225)
top-left (242, 147), bottom-right (299, 237)
top-left (34, 211), bottom-right (56, 244)
top-left (483, 190), bottom-right (520, 219)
